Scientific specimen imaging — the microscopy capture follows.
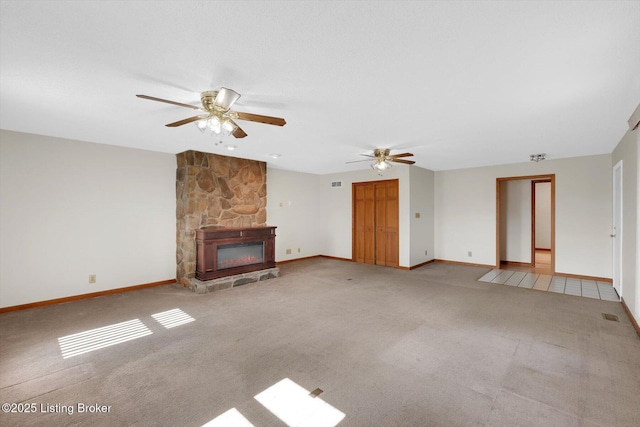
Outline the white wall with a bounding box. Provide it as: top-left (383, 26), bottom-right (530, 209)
top-left (409, 166), bottom-right (435, 266)
top-left (612, 127), bottom-right (638, 325)
top-left (435, 154), bottom-right (612, 278)
top-left (535, 181), bottom-right (552, 249)
top-left (0, 130), bottom-right (176, 308)
top-left (266, 167), bottom-right (323, 262)
top-left (499, 180), bottom-right (532, 263)
top-left (435, 167), bottom-right (500, 266)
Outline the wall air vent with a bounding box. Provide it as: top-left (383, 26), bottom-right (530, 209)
top-left (331, 181), bottom-right (342, 188)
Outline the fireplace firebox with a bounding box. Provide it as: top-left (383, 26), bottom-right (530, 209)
top-left (195, 226), bottom-right (276, 280)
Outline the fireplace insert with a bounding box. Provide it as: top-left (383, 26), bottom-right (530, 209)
top-left (195, 226), bottom-right (276, 280)
top-left (218, 241), bottom-right (264, 270)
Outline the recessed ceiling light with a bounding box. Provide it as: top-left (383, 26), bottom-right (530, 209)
top-left (269, 153), bottom-right (281, 159)
top-left (226, 145), bottom-right (237, 151)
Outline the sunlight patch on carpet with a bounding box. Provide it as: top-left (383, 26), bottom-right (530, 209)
top-left (254, 378), bottom-right (345, 427)
top-left (58, 319), bottom-right (152, 359)
top-left (151, 308), bottom-right (195, 329)
top-left (202, 407), bottom-right (255, 427)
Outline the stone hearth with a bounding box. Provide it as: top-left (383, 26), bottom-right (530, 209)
top-left (176, 150), bottom-right (267, 287)
top-left (189, 267), bottom-right (280, 294)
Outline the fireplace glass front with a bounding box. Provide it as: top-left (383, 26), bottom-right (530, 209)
top-left (218, 241), bottom-right (264, 270)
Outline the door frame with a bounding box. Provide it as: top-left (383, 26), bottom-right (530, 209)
top-left (612, 160), bottom-right (623, 296)
top-left (496, 174), bottom-right (555, 273)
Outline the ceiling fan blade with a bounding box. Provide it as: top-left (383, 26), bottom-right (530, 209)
top-left (233, 112), bottom-right (286, 126)
top-left (229, 120), bottom-right (247, 138)
top-left (391, 159), bottom-right (415, 165)
top-left (136, 94), bottom-right (202, 110)
top-left (346, 159), bottom-right (374, 164)
top-left (233, 127), bottom-right (248, 138)
top-left (359, 154), bottom-right (376, 158)
top-left (389, 152), bottom-right (414, 159)
top-left (165, 115), bottom-right (208, 127)
top-left (214, 87), bottom-right (241, 112)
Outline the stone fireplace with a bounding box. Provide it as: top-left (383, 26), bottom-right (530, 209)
top-left (175, 150), bottom-right (267, 288)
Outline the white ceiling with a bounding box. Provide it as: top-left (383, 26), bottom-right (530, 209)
top-left (1, 1), bottom-right (639, 175)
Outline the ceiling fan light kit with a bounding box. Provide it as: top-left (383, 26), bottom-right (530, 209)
top-left (371, 158), bottom-right (392, 171)
top-left (136, 87), bottom-right (286, 145)
top-left (347, 147), bottom-right (415, 174)
top-left (196, 115), bottom-right (237, 144)
top-left (197, 90), bottom-right (239, 144)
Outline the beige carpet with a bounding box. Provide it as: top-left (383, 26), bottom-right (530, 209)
top-left (1, 259), bottom-right (639, 426)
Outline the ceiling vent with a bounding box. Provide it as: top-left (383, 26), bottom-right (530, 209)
top-left (331, 181), bottom-right (342, 188)
top-left (629, 103), bottom-right (640, 131)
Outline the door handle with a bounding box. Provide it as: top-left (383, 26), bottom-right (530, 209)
top-left (610, 234), bottom-right (616, 238)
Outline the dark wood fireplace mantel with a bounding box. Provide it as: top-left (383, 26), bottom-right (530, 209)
top-left (195, 226), bottom-right (276, 281)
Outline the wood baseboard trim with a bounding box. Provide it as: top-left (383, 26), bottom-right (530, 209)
top-left (500, 261), bottom-right (532, 267)
top-left (621, 297), bottom-right (640, 338)
top-left (434, 259), bottom-right (496, 269)
top-left (0, 279), bottom-right (175, 314)
top-left (276, 255), bottom-right (354, 266)
top-left (279, 256), bottom-right (432, 271)
top-left (553, 272), bottom-right (612, 283)
top-left (400, 259), bottom-right (436, 270)
top-left (276, 255), bottom-right (322, 265)
top-left (319, 255), bottom-right (353, 263)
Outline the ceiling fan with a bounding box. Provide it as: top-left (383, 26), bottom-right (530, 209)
top-left (347, 148), bottom-right (415, 171)
top-left (136, 87), bottom-right (286, 139)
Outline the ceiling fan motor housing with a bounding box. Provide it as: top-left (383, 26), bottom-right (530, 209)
top-left (374, 148), bottom-right (391, 159)
top-left (201, 91), bottom-right (220, 113)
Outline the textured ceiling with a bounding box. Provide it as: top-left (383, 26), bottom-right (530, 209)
top-left (1, 1), bottom-right (639, 174)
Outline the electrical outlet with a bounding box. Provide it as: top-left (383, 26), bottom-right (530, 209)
top-left (297, 248), bottom-right (301, 253)
top-left (425, 250), bottom-right (428, 256)
top-left (286, 249), bottom-right (292, 255)
top-left (415, 212), bottom-right (420, 218)
top-left (89, 274), bottom-right (96, 283)
top-left (467, 251), bottom-right (472, 257)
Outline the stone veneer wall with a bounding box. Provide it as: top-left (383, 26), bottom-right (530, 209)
top-left (176, 150), bottom-right (267, 286)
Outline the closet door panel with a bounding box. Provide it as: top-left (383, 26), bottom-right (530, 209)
top-left (353, 183), bottom-right (375, 264)
top-left (353, 179), bottom-right (398, 267)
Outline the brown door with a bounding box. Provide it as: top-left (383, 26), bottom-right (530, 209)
top-left (353, 183), bottom-right (375, 264)
top-left (353, 179), bottom-right (399, 267)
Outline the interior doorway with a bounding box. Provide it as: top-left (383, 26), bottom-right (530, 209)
top-left (352, 179), bottom-right (399, 267)
top-left (496, 174), bottom-right (555, 274)
top-left (532, 179), bottom-right (552, 270)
